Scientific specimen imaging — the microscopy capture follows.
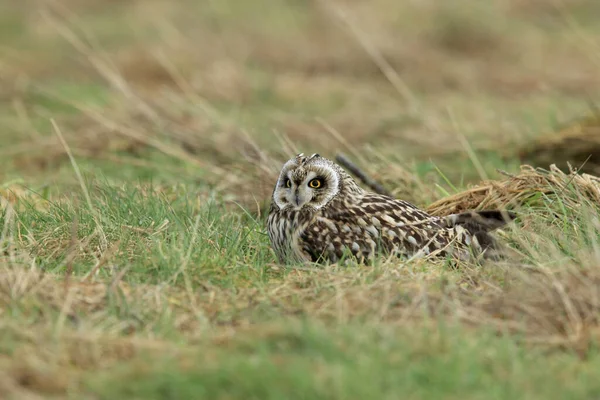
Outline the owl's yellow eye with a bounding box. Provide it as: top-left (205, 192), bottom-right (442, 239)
top-left (285, 179), bottom-right (292, 188)
top-left (308, 178), bottom-right (323, 188)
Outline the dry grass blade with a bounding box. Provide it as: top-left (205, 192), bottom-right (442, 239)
top-left (426, 164), bottom-right (600, 216)
top-left (320, 0), bottom-right (418, 110)
top-left (51, 119), bottom-right (108, 250)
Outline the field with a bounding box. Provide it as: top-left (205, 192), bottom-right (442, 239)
top-left (2, 0), bottom-right (600, 398)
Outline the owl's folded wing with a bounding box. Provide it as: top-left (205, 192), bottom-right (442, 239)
top-left (299, 194), bottom-right (457, 263)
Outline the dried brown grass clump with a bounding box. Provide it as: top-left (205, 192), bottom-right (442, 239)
top-left (0, 267), bottom-right (150, 319)
top-left (4, 254), bottom-right (600, 359)
top-left (426, 164), bottom-right (600, 216)
top-left (282, 261), bottom-right (600, 355)
top-left (518, 113), bottom-right (600, 175)
top-left (0, 265), bottom-right (185, 397)
top-left (466, 263), bottom-right (600, 356)
top-left (2, 257), bottom-right (600, 397)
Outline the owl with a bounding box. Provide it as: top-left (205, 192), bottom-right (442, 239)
top-left (267, 153), bottom-right (516, 265)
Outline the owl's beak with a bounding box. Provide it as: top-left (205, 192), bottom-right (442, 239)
top-left (290, 188), bottom-right (309, 209)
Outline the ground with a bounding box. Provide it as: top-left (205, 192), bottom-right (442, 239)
top-left (2, 0), bottom-right (600, 398)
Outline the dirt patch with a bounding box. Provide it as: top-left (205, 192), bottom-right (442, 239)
top-left (518, 113), bottom-right (600, 175)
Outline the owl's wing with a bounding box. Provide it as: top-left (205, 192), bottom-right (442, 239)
top-left (299, 193), bottom-right (459, 263)
top-left (437, 210), bottom-right (517, 259)
top-left (441, 210), bottom-right (517, 232)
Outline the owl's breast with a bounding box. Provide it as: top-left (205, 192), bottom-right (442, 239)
top-left (267, 206), bottom-right (316, 264)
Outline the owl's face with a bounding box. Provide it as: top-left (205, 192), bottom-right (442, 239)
top-left (272, 153), bottom-right (342, 211)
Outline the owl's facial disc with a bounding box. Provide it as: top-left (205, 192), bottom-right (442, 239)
top-left (274, 154), bottom-right (339, 211)
top-left (283, 171), bottom-right (325, 209)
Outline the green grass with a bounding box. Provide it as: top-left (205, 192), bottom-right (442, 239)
top-left (85, 323), bottom-right (600, 400)
top-left (2, 0), bottom-right (600, 398)
top-left (3, 168), bottom-right (600, 398)
top-left (6, 182), bottom-right (270, 283)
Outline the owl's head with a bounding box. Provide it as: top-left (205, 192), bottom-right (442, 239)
top-left (272, 153), bottom-right (359, 211)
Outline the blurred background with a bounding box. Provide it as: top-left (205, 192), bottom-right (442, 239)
top-left (2, 0), bottom-right (599, 207)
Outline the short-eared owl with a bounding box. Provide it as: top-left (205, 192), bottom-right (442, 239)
top-left (267, 153), bottom-right (515, 264)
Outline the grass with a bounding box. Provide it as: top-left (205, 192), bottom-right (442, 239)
top-left (84, 324), bottom-right (600, 400)
top-left (2, 0), bottom-right (600, 398)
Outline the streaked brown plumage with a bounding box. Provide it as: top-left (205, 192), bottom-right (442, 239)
top-left (267, 153), bottom-right (515, 264)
